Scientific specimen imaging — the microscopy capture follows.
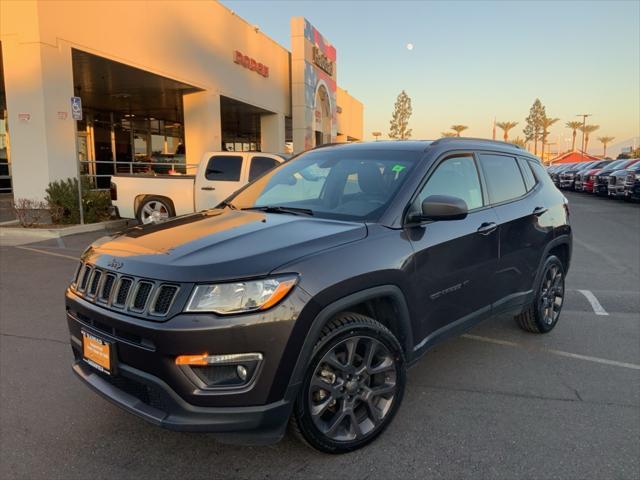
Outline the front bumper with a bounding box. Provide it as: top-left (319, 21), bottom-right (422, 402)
top-left (624, 183), bottom-right (640, 199)
top-left (608, 184), bottom-right (625, 197)
top-left (593, 182), bottom-right (608, 194)
top-left (71, 359), bottom-right (290, 442)
top-left (66, 286), bottom-right (312, 440)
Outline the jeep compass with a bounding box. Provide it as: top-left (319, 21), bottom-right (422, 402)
top-left (66, 139), bottom-right (572, 453)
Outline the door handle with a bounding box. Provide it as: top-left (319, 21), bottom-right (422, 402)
top-left (477, 222), bottom-right (497, 235)
top-left (532, 206), bottom-right (548, 217)
top-left (201, 186), bottom-right (216, 191)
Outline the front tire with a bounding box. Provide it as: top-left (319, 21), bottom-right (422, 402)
top-left (516, 255), bottom-right (565, 333)
top-left (291, 313), bottom-right (406, 453)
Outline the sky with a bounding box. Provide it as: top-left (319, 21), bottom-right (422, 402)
top-left (223, 0), bottom-right (639, 155)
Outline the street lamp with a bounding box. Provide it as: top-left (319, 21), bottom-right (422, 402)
top-left (576, 113), bottom-right (591, 162)
top-left (372, 131), bottom-right (382, 141)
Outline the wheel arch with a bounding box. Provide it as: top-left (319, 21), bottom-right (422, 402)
top-left (531, 234), bottom-right (572, 295)
top-left (135, 194), bottom-right (176, 220)
top-left (286, 285), bottom-right (413, 397)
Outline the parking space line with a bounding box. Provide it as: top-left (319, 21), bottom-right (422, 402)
top-left (577, 289), bottom-right (609, 316)
top-left (542, 348), bottom-right (640, 370)
top-left (462, 334), bottom-right (640, 370)
top-left (15, 246), bottom-right (78, 261)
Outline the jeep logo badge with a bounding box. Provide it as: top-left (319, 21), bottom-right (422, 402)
top-left (107, 258), bottom-right (124, 270)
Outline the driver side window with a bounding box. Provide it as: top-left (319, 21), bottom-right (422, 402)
top-left (416, 155), bottom-right (484, 211)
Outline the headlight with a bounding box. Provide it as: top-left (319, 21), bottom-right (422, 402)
top-left (185, 276), bottom-right (297, 314)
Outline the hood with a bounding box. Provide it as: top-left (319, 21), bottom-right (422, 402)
top-left (83, 209), bottom-right (367, 282)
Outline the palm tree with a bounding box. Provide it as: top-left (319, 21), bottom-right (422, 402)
top-left (540, 117), bottom-right (559, 160)
top-left (496, 121), bottom-right (518, 142)
top-left (450, 125), bottom-right (468, 137)
top-left (581, 124), bottom-right (600, 153)
top-left (598, 136), bottom-right (615, 158)
top-left (565, 121), bottom-right (582, 151)
top-left (441, 131), bottom-right (457, 137)
top-left (510, 137), bottom-right (526, 148)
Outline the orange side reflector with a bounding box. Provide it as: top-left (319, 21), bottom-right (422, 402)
top-left (175, 353), bottom-right (209, 365)
top-left (260, 279), bottom-right (297, 311)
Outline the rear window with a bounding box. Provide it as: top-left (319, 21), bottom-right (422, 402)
top-left (205, 155), bottom-right (242, 181)
top-left (517, 157), bottom-right (536, 191)
top-left (249, 156), bottom-right (280, 182)
top-left (478, 154), bottom-right (527, 204)
top-left (529, 160), bottom-right (557, 188)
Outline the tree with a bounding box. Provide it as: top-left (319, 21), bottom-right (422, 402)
top-left (540, 116), bottom-right (559, 160)
top-left (598, 136), bottom-right (615, 158)
top-left (523, 99), bottom-right (546, 155)
top-left (510, 137), bottom-right (526, 148)
top-left (388, 90), bottom-right (413, 140)
top-left (565, 121), bottom-right (582, 151)
top-left (581, 124), bottom-right (600, 153)
top-left (450, 125), bottom-right (468, 137)
top-left (441, 131), bottom-right (457, 137)
top-left (496, 121), bottom-right (518, 142)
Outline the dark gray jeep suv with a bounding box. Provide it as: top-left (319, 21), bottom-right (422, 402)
top-left (66, 139), bottom-right (572, 453)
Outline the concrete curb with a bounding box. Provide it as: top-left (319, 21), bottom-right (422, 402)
top-left (0, 218), bottom-right (137, 239)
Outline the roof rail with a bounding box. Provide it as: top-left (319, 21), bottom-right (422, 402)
top-left (430, 137), bottom-right (522, 150)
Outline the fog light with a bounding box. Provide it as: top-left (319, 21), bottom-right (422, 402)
top-left (176, 353), bottom-right (263, 389)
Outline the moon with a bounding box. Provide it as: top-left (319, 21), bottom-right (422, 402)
top-left (406, 43), bottom-right (414, 51)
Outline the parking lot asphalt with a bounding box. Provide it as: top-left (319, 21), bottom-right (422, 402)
top-left (0, 191), bottom-right (638, 480)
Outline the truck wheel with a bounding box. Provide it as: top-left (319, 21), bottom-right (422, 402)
top-left (291, 312), bottom-right (406, 453)
top-left (137, 196), bottom-right (174, 224)
top-left (515, 255), bottom-right (565, 334)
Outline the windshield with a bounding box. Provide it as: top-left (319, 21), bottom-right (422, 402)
top-left (228, 148), bottom-right (421, 221)
top-left (605, 160), bottom-right (626, 170)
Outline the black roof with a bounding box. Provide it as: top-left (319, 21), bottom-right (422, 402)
top-left (313, 138), bottom-right (524, 153)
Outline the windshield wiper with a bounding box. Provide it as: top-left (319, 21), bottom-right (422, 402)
top-left (219, 200), bottom-right (237, 210)
top-left (241, 205), bottom-right (314, 216)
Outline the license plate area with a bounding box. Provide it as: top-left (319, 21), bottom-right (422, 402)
top-left (82, 330), bottom-right (114, 375)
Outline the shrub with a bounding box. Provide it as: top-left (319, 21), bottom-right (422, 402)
top-left (45, 178), bottom-right (111, 224)
top-left (12, 198), bottom-right (49, 227)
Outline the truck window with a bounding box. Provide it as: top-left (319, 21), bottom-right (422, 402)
top-left (249, 156), bottom-right (280, 182)
top-left (205, 155), bottom-right (242, 181)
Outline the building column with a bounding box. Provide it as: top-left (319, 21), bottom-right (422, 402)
top-left (260, 113), bottom-right (285, 153)
top-left (2, 37), bottom-right (78, 201)
top-left (183, 91), bottom-right (221, 166)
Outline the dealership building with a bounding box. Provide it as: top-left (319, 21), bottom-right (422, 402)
top-left (0, 0), bottom-right (364, 201)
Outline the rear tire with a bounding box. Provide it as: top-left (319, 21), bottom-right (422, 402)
top-left (291, 312), bottom-right (406, 453)
top-left (137, 196), bottom-right (174, 224)
top-left (516, 255), bottom-right (565, 334)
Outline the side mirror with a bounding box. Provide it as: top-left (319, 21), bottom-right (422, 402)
top-left (413, 195), bottom-right (468, 222)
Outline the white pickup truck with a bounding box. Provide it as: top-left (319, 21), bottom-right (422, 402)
top-left (110, 152), bottom-right (286, 224)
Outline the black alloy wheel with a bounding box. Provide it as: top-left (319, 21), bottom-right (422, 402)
top-left (516, 255), bottom-right (566, 333)
top-left (538, 261), bottom-right (565, 327)
top-left (292, 313), bottom-right (405, 453)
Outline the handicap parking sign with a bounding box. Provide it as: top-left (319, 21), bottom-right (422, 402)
top-left (70, 96), bottom-right (83, 121)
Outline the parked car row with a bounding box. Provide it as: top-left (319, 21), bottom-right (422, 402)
top-left (547, 158), bottom-right (640, 201)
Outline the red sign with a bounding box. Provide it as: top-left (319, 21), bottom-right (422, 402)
top-left (18, 113), bottom-right (31, 122)
top-left (234, 50), bottom-right (269, 78)
top-left (57, 111), bottom-right (68, 120)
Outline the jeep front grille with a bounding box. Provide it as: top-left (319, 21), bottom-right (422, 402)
top-left (150, 285), bottom-right (179, 316)
top-left (71, 263), bottom-right (180, 319)
top-left (114, 278), bottom-right (133, 307)
top-left (99, 274), bottom-right (116, 303)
